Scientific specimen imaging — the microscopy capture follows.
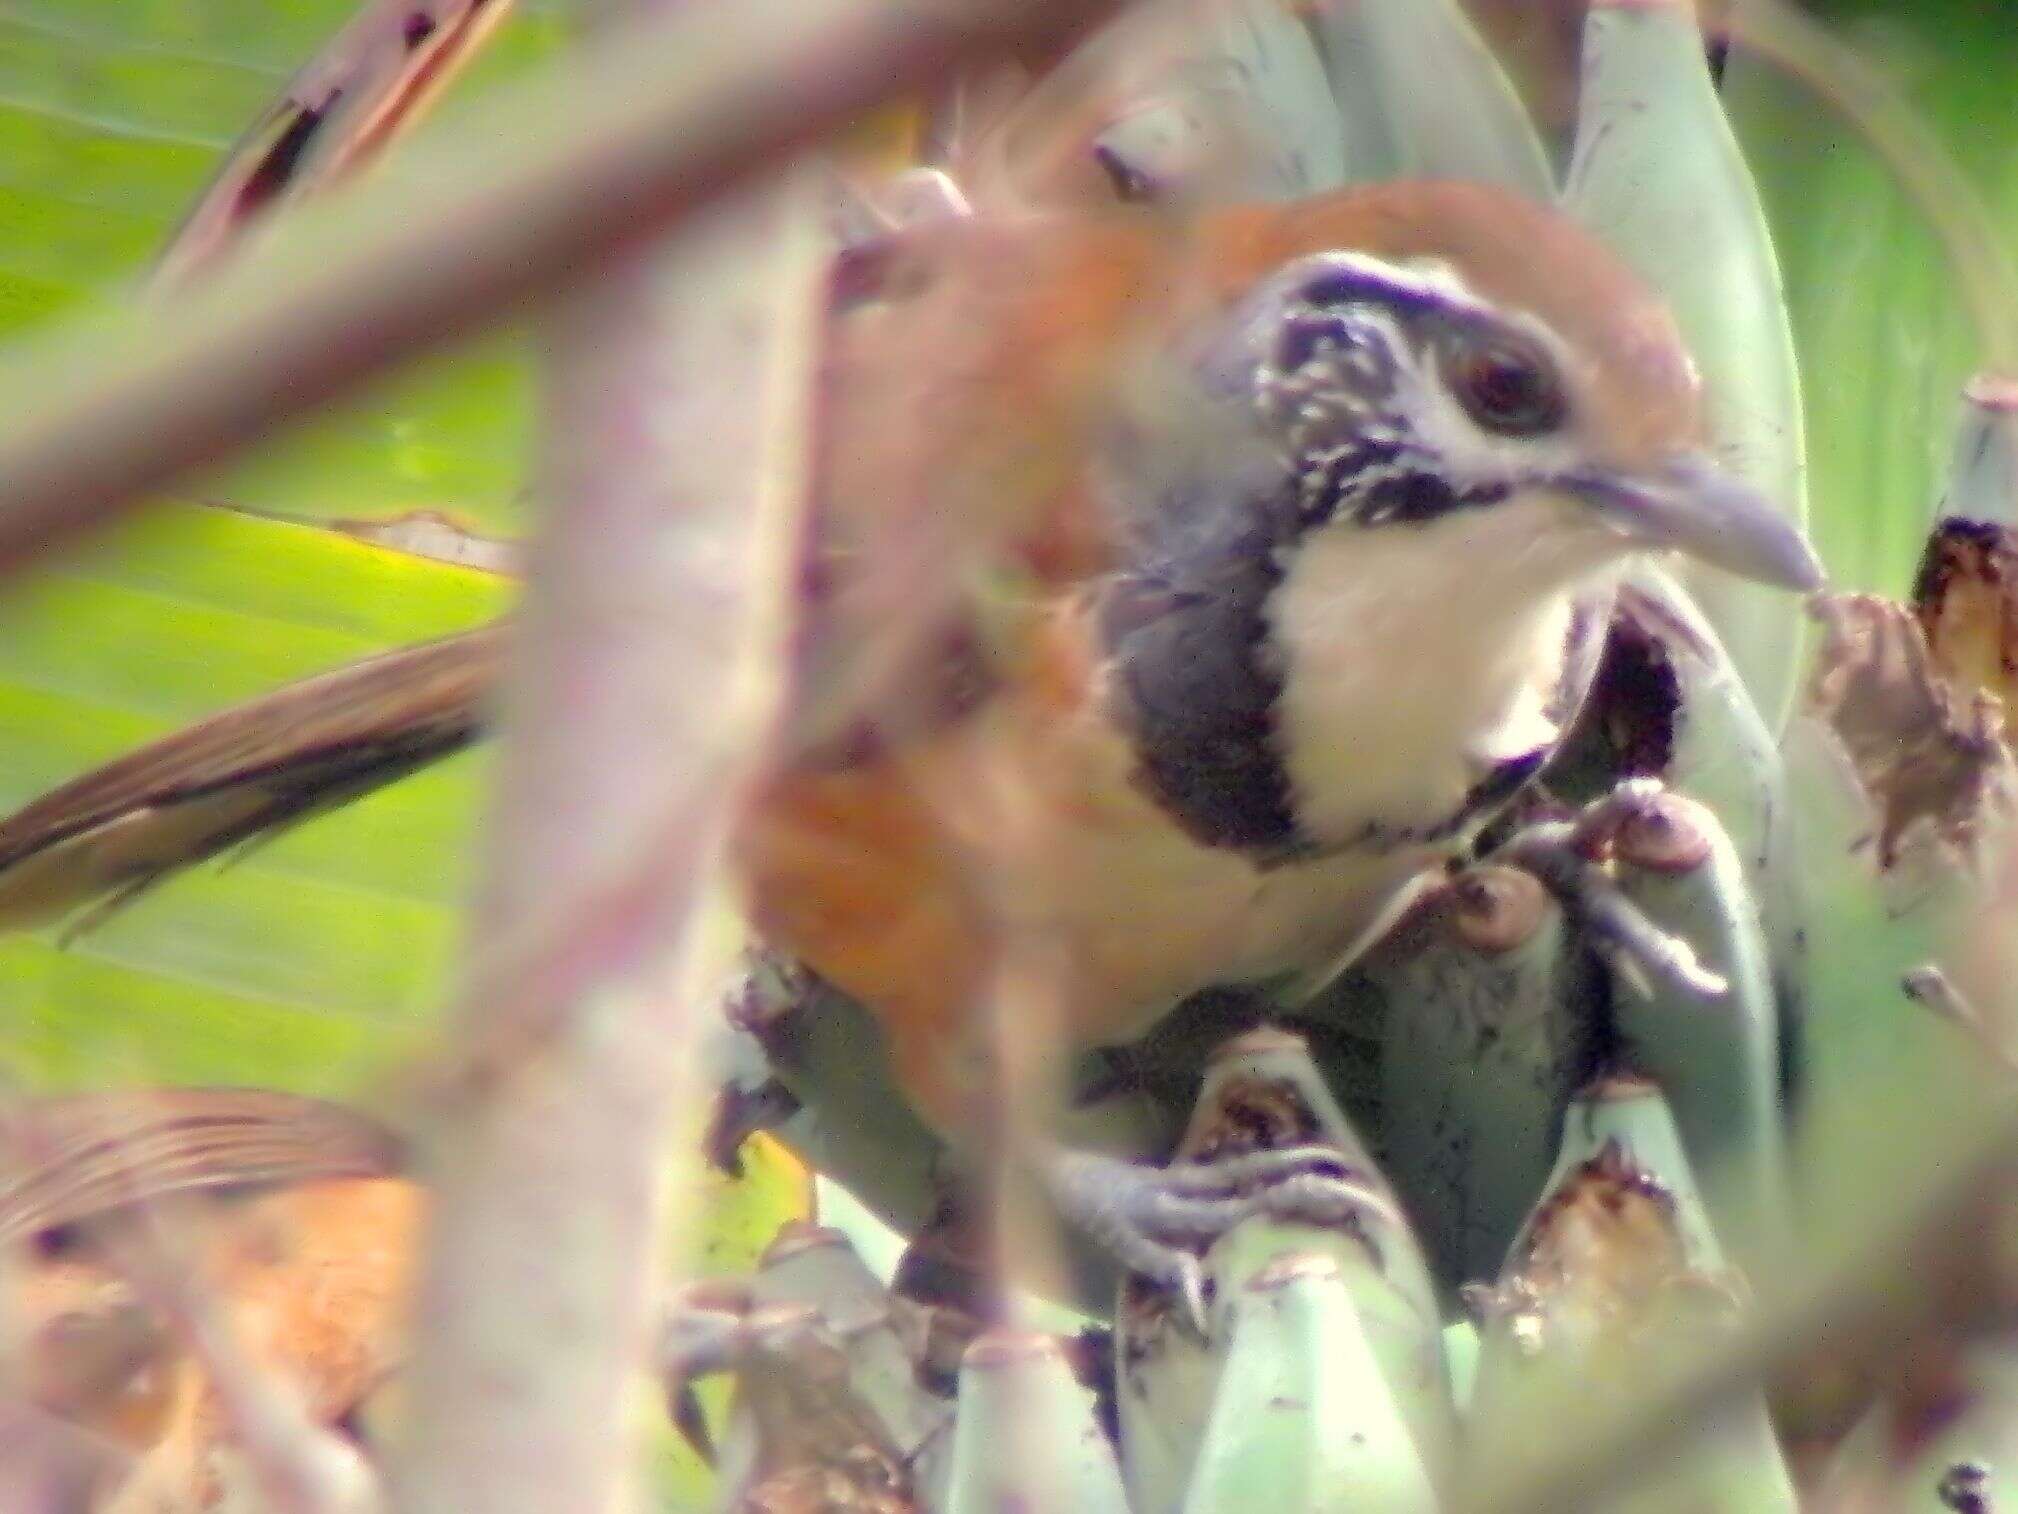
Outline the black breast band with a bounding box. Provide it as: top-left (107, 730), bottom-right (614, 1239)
top-left (1099, 511), bottom-right (1310, 861)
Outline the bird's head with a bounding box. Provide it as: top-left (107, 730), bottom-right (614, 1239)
top-left (1095, 184), bottom-right (1821, 859)
top-left (1163, 181), bottom-right (1823, 598)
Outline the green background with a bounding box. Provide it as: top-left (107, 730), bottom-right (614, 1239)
top-left (0, 0), bottom-right (2005, 1101)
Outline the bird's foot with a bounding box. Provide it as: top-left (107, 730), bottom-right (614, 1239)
top-left (699, 945), bottom-right (818, 1176)
top-left (1040, 1143), bottom-right (1396, 1333)
top-left (1491, 778), bottom-right (1726, 1000)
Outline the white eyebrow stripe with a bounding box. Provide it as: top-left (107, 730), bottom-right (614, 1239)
top-left (1271, 250), bottom-right (1490, 323)
top-left (1270, 251), bottom-right (1569, 362)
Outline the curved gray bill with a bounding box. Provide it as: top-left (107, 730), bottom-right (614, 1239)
top-left (1567, 455), bottom-right (1824, 591)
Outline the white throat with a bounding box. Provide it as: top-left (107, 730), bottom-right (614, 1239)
top-left (1266, 497), bottom-right (1618, 848)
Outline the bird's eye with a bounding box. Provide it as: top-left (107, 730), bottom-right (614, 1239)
top-left (1440, 332), bottom-right (1565, 436)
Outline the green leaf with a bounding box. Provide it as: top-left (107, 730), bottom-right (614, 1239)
top-left (0, 0), bottom-right (537, 1088)
top-left (0, 0), bottom-right (565, 538)
top-left (0, 503), bottom-right (509, 1093)
top-left (0, 47), bottom-right (810, 1492)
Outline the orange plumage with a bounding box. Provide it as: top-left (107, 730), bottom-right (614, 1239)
top-left (4, 1091), bottom-right (415, 1510)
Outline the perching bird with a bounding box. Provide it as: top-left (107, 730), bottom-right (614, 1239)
top-left (0, 183), bottom-right (1821, 1293)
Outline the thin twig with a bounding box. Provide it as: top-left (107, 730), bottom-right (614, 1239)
top-left (0, 0), bottom-right (1122, 579)
top-left (385, 138), bottom-right (822, 1514)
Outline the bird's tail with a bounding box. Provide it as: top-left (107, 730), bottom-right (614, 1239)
top-left (0, 624), bottom-right (505, 934)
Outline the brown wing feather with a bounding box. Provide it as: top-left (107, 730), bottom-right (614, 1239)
top-left (0, 624), bottom-right (504, 931)
top-left (0, 1088), bottom-right (405, 1248)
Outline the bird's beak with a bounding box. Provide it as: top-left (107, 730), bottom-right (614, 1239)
top-left (1565, 454), bottom-right (1825, 592)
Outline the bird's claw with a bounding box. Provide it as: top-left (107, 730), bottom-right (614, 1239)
top-left (1042, 1143), bottom-right (1392, 1334)
top-left (656, 1282), bottom-right (831, 1464)
top-left (1493, 780), bottom-right (1727, 1000)
top-left (702, 1075), bottom-right (801, 1177)
top-left (654, 1266), bottom-right (937, 1499)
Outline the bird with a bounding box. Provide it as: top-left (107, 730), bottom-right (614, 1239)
top-left (1, 1087), bottom-right (417, 1512)
top-left (2, 1087), bottom-right (820, 1511)
top-left (0, 182), bottom-right (1823, 1297)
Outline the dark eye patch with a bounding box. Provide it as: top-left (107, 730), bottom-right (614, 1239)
top-left (1437, 326), bottom-right (1566, 436)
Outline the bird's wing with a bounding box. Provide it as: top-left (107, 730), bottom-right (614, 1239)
top-left (0, 1087), bottom-right (405, 1247)
top-left (0, 625), bottom-right (504, 932)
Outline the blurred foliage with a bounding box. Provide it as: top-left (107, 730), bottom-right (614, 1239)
top-left (1725, 0), bottom-right (2017, 595)
top-left (0, 0), bottom-right (557, 1094)
top-left (0, 37), bottom-right (808, 1503)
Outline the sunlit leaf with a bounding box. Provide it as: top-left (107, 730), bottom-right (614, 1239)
top-left (0, 0), bottom-right (565, 537)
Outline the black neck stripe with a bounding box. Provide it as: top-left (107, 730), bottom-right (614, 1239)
top-left (1100, 508), bottom-right (1307, 859)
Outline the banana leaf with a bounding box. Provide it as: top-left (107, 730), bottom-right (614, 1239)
top-left (0, 0), bottom-right (544, 1090)
top-left (0, 0), bottom-right (812, 1275)
top-left (0, 0), bottom-right (564, 538)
